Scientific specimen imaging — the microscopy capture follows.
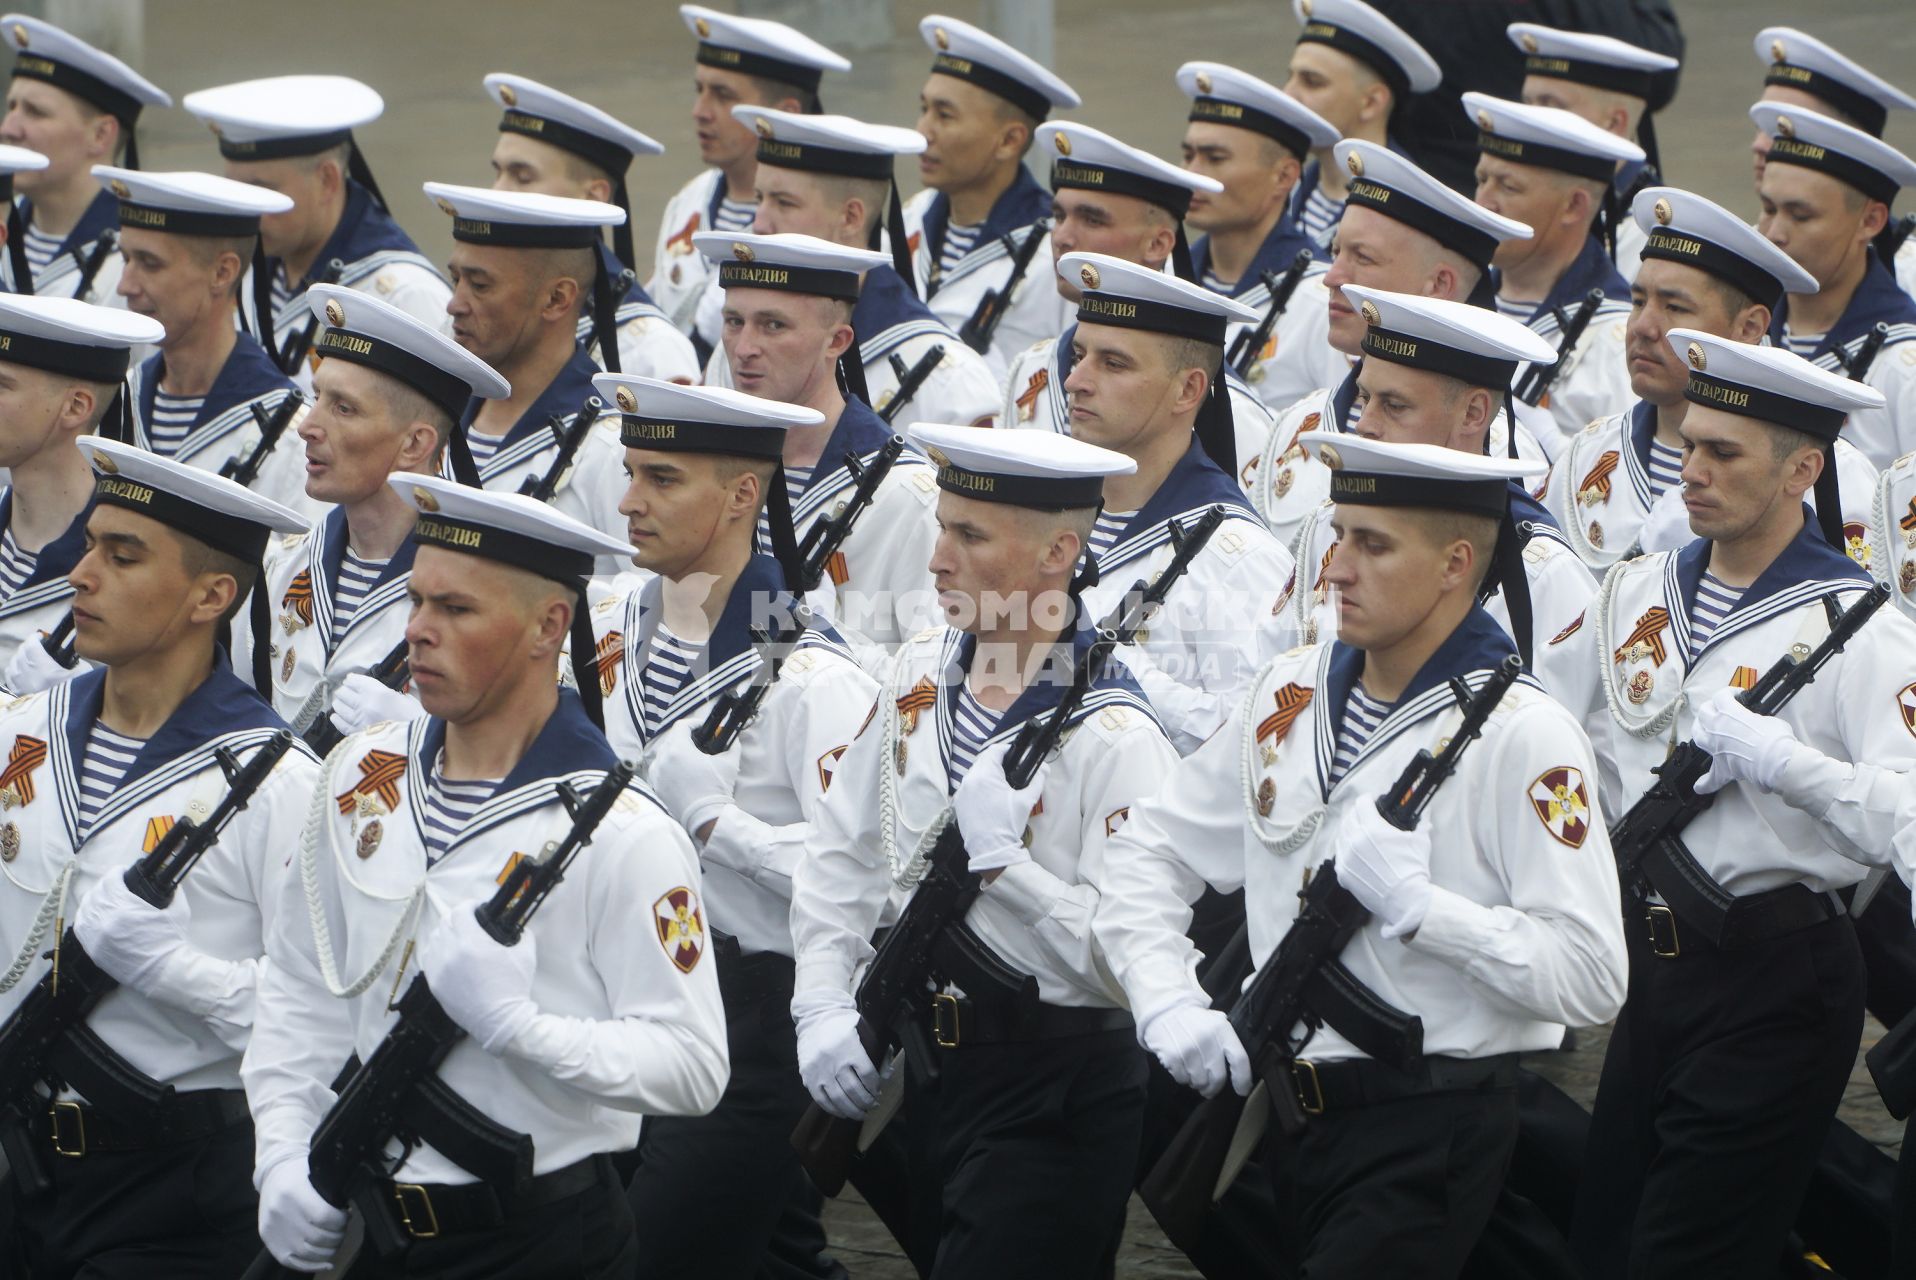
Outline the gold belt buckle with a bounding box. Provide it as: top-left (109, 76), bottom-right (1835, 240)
top-left (1645, 905), bottom-right (1681, 958)
top-left (1291, 1059), bottom-right (1325, 1116)
top-left (392, 1183), bottom-right (440, 1239)
top-left (47, 1100), bottom-right (84, 1157)
top-left (932, 992), bottom-right (961, 1048)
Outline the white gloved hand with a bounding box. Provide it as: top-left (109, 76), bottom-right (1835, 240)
top-left (3, 636), bottom-right (80, 695)
top-left (792, 988), bottom-right (881, 1120)
top-left (1139, 1002), bottom-right (1252, 1098)
top-left (1693, 687), bottom-right (1805, 795)
top-left (416, 904), bottom-right (539, 1054)
top-left (647, 730), bottom-right (742, 839)
top-left (1637, 484), bottom-right (1694, 553)
top-left (72, 869), bottom-right (188, 996)
top-left (258, 1156), bottom-right (347, 1273)
top-left (329, 672), bottom-right (425, 736)
top-left (951, 740), bottom-right (1045, 874)
top-left (1336, 802), bottom-right (1433, 939)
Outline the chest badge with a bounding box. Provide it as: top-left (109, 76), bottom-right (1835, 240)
top-left (0, 734), bottom-right (48, 809)
top-left (280, 569), bottom-right (315, 635)
top-left (356, 818), bottom-right (383, 859)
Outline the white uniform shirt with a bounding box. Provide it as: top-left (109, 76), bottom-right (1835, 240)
top-left (648, 170), bottom-right (730, 347)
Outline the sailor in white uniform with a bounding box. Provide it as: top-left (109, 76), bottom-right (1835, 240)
top-left (1748, 26), bottom-right (1916, 196)
top-left (1094, 433), bottom-right (1625, 1279)
top-left (183, 75), bottom-right (450, 390)
top-left (648, 5), bottom-right (848, 358)
top-left (480, 74), bottom-right (700, 385)
top-left (903, 16), bottom-right (1078, 382)
top-left (244, 476), bottom-right (729, 1277)
top-left (1568, 331), bottom-right (1916, 1277)
top-left (0, 15), bottom-right (167, 307)
top-left (0, 294), bottom-right (159, 679)
top-left (0, 436), bottom-right (316, 1275)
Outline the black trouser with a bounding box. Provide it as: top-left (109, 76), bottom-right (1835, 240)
top-left (904, 1025), bottom-right (1146, 1279)
top-left (1571, 912), bottom-right (1865, 1279)
top-left (12, 1115), bottom-right (256, 1279)
top-left (626, 946), bottom-right (845, 1280)
top-left (1274, 1061), bottom-right (1519, 1279)
top-left (347, 1156), bottom-right (634, 1279)
top-left (1459, 1069), bottom-right (1587, 1280)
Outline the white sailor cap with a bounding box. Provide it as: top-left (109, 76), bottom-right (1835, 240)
top-left (1756, 27), bottom-right (1916, 138)
top-left (1631, 186), bottom-right (1816, 300)
top-left (0, 144), bottom-right (43, 175)
top-left (596, 373), bottom-right (822, 460)
top-left (182, 75), bottom-right (383, 160)
top-left (1059, 251), bottom-right (1258, 343)
top-left (1299, 430), bottom-right (1545, 517)
top-left (81, 434), bottom-right (308, 560)
top-left (1506, 24), bottom-right (1677, 99)
top-left (2, 15), bottom-right (168, 119)
top-left (694, 230), bottom-right (887, 301)
top-left (1176, 62), bottom-right (1340, 161)
top-left (1334, 139), bottom-right (1531, 269)
top-left (0, 294), bottom-right (160, 383)
top-left (92, 165), bottom-right (290, 236)
top-left (1749, 102), bottom-right (1916, 205)
top-left (1340, 284), bottom-right (1555, 388)
top-left (1464, 93), bottom-right (1644, 180)
top-left (1291, 0), bottom-right (1441, 98)
top-left (680, 4), bottom-right (850, 93)
top-left (1669, 328), bottom-right (1885, 443)
top-left (909, 421), bottom-right (1134, 511)
top-left (920, 16), bottom-right (1079, 119)
top-left (1037, 121), bottom-right (1221, 218)
top-left (484, 73), bottom-right (663, 173)
top-left (731, 107), bottom-right (925, 178)
top-left (307, 283), bottom-right (508, 418)
top-left (393, 471), bottom-right (634, 584)
top-left (423, 181), bottom-right (624, 248)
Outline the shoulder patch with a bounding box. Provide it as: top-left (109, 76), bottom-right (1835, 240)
top-left (654, 887), bottom-right (706, 973)
top-left (817, 744), bottom-right (847, 791)
top-left (1529, 766), bottom-right (1591, 848)
top-left (1548, 612), bottom-right (1584, 645)
top-left (909, 469), bottom-right (938, 495)
top-left (1898, 682), bottom-right (1916, 738)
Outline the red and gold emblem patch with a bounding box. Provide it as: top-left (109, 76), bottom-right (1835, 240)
top-left (655, 886), bottom-right (706, 973)
top-left (1844, 521), bottom-right (1871, 569)
top-left (817, 745), bottom-right (846, 791)
top-left (1899, 683), bottom-right (1916, 738)
top-left (1549, 613), bottom-right (1584, 645)
top-left (1529, 767), bottom-right (1591, 848)
top-left (1104, 807), bottom-right (1130, 837)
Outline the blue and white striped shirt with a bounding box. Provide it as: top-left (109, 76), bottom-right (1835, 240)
top-left (1689, 572), bottom-right (1740, 657)
top-left (147, 389), bottom-right (204, 458)
top-left (0, 527), bottom-right (35, 598)
top-left (938, 221), bottom-right (981, 279)
top-left (78, 725), bottom-right (143, 837)
top-left (21, 223), bottom-right (61, 276)
top-left (641, 625), bottom-right (702, 739)
top-left (422, 753), bottom-right (498, 866)
top-left (1329, 685), bottom-right (1391, 786)
top-left (464, 428), bottom-right (506, 470)
top-left (332, 550), bottom-right (388, 641)
top-left (1300, 185), bottom-right (1342, 251)
top-left (712, 196), bottom-right (757, 234)
top-left (1645, 439), bottom-right (1684, 500)
top-left (1087, 510), bottom-right (1134, 564)
top-left (1780, 330), bottom-right (1824, 360)
top-left (947, 683), bottom-right (998, 790)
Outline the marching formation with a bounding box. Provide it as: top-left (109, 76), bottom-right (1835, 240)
top-left (0, 3), bottom-right (1914, 1278)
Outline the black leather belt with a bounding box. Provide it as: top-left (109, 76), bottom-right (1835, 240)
top-left (27, 1087), bottom-right (250, 1157)
top-left (930, 993), bottom-right (1133, 1048)
top-left (368, 1153), bottom-right (613, 1241)
top-left (1636, 883), bottom-right (1845, 960)
top-left (1286, 1052), bottom-right (1521, 1116)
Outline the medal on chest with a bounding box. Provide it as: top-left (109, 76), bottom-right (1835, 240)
top-left (280, 570), bottom-right (315, 636)
top-left (895, 675), bottom-right (937, 775)
top-left (1612, 605), bottom-right (1671, 705)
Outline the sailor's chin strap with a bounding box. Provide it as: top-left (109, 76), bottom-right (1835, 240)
top-left (2, 174), bottom-right (30, 297)
top-left (345, 134), bottom-right (388, 212)
top-left (568, 584), bottom-right (604, 728)
top-left (1480, 518), bottom-right (1535, 669)
top-left (590, 251), bottom-right (624, 374)
top-left (1194, 366), bottom-right (1238, 477)
top-left (870, 183), bottom-right (917, 299)
top-left (1813, 447), bottom-right (1845, 550)
top-left (766, 465), bottom-right (805, 590)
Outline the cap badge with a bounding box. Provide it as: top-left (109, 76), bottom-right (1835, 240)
top-left (1686, 341), bottom-right (1706, 371)
top-left (1316, 443), bottom-right (1343, 470)
top-left (695, 16), bottom-right (712, 37)
top-left (1345, 150), bottom-right (1364, 178)
top-left (1299, 0), bottom-right (1313, 15)
top-left (1519, 32), bottom-right (1539, 53)
top-left (435, 197), bottom-right (456, 217)
top-left (324, 298), bottom-right (345, 327)
top-left (1358, 300), bottom-right (1381, 326)
top-left (1476, 109), bottom-right (1495, 131)
top-left (9, 24), bottom-right (25, 48)
top-left (497, 84), bottom-right (517, 107)
top-left (107, 179), bottom-right (130, 199)
top-left (1771, 38), bottom-right (1787, 64)
top-left (412, 486), bottom-right (441, 513)
top-left (207, 122), bottom-right (222, 138)
top-left (1775, 115), bottom-right (1795, 139)
top-left (1652, 197), bottom-right (1673, 226)
top-left (1194, 71), bottom-right (1213, 94)
top-left (732, 241), bottom-right (755, 263)
top-left (91, 450), bottom-right (117, 475)
top-left (1079, 263), bottom-right (1101, 290)
top-left (754, 116), bottom-right (774, 139)
top-left (933, 25), bottom-right (950, 51)
top-left (924, 446), bottom-right (951, 468)
top-left (1054, 131), bottom-right (1072, 157)
top-left (614, 386), bottom-right (637, 413)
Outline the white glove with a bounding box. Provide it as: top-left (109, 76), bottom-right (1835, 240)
top-left (329, 672), bottom-right (424, 736)
top-left (3, 637), bottom-right (80, 694)
top-left (647, 731), bottom-right (742, 838)
top-left (1336, 803), bottom-right (1433, 940)
top-left (258, 1157), bottom-right (347, 1273)
top-left (792, 988), bottom-right (881, 1120)
top-left (72, 870), bottom-right (188, 997)
top-left (1140, 1002), bottom-right (1252, 1099)
top-left (1693, 687), bottom-right (1804, 795)
top-left (951, 740), bottom-right (1045, 874)
top-left (1637, 484), bottom-right (1693, 553)
top-left (417, 904), bottom-right (539, 1054)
